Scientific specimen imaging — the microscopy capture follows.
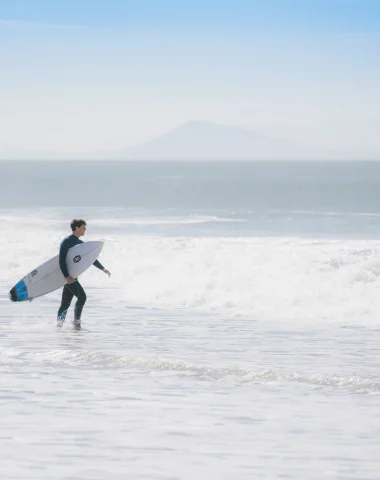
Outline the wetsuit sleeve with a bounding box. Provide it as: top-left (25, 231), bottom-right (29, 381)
top-left (59, 240), bottom-right (70, 278)
top-left (93, 259), bottom-right (105, 271)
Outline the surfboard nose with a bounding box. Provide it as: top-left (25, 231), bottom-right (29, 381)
top-left (9, 287), bottom-right (17, 302)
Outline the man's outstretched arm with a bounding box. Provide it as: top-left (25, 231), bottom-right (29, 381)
top-left (93, 259), bottom-right (111, 277)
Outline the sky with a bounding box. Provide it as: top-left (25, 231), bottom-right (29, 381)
top-left (0, 0), bottom-right (379, 158)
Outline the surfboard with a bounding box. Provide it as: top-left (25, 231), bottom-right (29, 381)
top-left (9, 241), bottom-right (104, 302)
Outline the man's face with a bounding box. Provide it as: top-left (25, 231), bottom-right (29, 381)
top-left (76, 224), bottom-right (86, 237)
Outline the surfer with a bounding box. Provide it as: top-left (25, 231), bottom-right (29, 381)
top-left (57, 219), bottom-right (111, 327)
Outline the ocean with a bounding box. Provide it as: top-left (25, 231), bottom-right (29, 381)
top-left (1, 160), bottom-right (380, 479)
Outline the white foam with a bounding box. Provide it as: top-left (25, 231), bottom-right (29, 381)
top-left (89, 214), bottom-right (244, 226)
top-left (3, 347), bottom-right (380, 393)
top-left (98, 235), bottom-right (380, 325)
top-left (3, 214), bottom-right (380, 325)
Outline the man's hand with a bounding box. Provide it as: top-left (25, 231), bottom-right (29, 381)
top-left (103, 269), bottom-right (111, 277)
top-left (65, 276), bottom-right (75, 284)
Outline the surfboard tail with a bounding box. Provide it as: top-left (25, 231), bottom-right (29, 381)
top-left (9, 280), bottom-right (29, 302)
top-left (9, 286), bottom-right (17, 302)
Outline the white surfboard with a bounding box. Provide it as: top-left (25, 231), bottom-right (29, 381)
top-left (9, 241), bottom-right (104, 302)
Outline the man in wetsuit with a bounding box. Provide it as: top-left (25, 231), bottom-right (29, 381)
top-left (57, 218), bottom-right (111, 327)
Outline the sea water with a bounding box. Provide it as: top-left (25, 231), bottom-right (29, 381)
top-left (1, 160), bottom-right (380, 479)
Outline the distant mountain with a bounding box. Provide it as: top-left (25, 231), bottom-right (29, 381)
top-left (110, 121), bottom-right (328, 161)
top-left (2, 120), bottom-right (379, 161)
top-left (104, 122), bottom-right (356, 160)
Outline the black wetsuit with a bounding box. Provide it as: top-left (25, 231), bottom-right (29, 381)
top-left (57, 234), bottom-right (104, 321)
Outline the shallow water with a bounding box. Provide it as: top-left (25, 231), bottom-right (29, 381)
top-left (1, 306), bottom-right (380, 479)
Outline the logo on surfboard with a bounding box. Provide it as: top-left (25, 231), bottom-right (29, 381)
top-left (31, 269), bottom-right (38, 277)
top-left (73, 255), bottom-right (82, 263)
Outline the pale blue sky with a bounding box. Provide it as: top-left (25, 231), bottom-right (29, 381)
top-left (0, 0), bottom-right (379, 156)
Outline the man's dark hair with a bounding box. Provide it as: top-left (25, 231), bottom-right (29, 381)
top-left (71, 218), bottom-right (87, 231)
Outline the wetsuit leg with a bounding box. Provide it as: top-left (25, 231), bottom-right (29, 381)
top-left (57, 284), bottom-right (75, 321)
top-left (73, 281), bottom-right (87, 320)
top-left (57, 281), bottom-right (87, 321)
